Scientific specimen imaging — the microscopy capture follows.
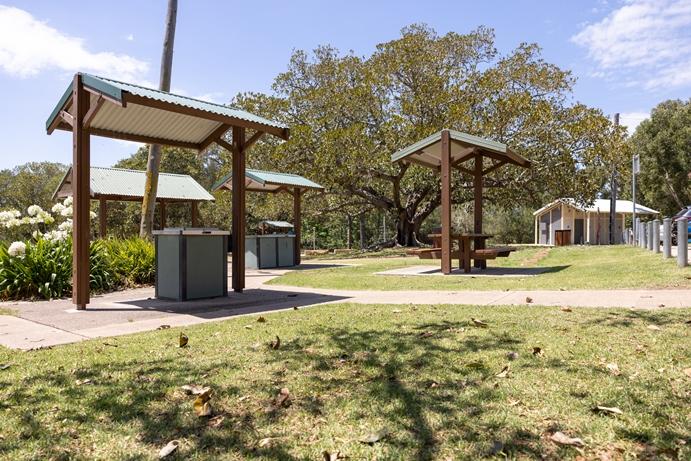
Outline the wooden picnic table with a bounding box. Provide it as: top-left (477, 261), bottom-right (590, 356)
top-left (428, 233), bottom-right (493, 273)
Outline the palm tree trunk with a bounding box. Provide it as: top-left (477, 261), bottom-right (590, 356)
top-left (140, 0), bottom-right (178, 238)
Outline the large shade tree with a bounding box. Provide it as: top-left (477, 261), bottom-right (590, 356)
top-left (628, 99), bottom-right (691, 216)
top-left (229, 25), bottom-right (628, 245)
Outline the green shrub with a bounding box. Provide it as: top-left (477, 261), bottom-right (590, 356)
top-left (102, 238), bottom-right (155, 287)
top-left (0, 238), bottom-right (72, 299)
top-left (0, 237), bottom-right (154, 300)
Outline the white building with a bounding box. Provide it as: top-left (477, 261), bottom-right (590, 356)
top-left (533, 199), bottom-right (659, 245)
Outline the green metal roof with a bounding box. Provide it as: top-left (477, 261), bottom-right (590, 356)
top-left (53, 166), bottom-right (215, 202)
top-left (46, 73), bottom-right (289, 146)
top-left (391, 129), bottom-right (530, 168)
top-left (212, 169), bottom-right (324, 193)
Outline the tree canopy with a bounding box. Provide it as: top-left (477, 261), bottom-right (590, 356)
top-left (232, 25), bottom-right (627, 245)
top-left (629, 99), bottom-right (691, 216)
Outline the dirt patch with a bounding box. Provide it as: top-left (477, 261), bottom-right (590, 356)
top-left (521, 247), bottom-right (551, 267)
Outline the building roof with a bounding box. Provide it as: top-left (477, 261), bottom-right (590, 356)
top-left (212, 169), bottom-right (325, 193)
top-left (53, 166), bottom-right (215, 202)
top-left (533, 198), bottom-right (658, 216)
top-left (46, 73), bottom-right (289, 148)
top-left (260, 220), bottom-right (294, 228)
top-left (391, 129), bottom-right (530, 169)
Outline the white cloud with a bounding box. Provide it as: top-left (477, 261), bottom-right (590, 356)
top-left (619, 111), bottom-right (649, 135)
top-left (0, 6), bottom-right (148, 81)
top-left (125, 33), bottom-right (134, 42)
top-left (572, 0), bottom-right (691, 89)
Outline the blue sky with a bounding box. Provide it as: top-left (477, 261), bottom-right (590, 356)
top-left (1, 0), bottom-right (690, 170)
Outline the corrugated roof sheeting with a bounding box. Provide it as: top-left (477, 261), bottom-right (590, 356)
top-left (46, 74), bottom-right (289, 142)
top-left (91, 101), bottom-right (218, 144)
top-left (391, 129), bottom-right (529, 168)
top-left (533, 198), bottom-right (658, 216)
top-left (212, 169), bottom-right (324, 192)
top-left (55, 167), bottom-right (214, 202)
top-left (94, 75), bottom-right (288, 130)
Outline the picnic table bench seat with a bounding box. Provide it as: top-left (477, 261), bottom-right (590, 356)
top-left (471, 246), bottom-right (517, 260)
top-left (408, 248), bottom-right (460, 259)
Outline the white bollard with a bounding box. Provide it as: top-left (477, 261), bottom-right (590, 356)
top-left (678, 218), bottom-right (688, 267)
top-left (662, 218), bottom-right (671, 258)
top-left (653, 219), bottom-right (660, 253)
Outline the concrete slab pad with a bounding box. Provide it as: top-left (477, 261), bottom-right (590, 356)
top-left (375, 265), bottom-right (548, 277)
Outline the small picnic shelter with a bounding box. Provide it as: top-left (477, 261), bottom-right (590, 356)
top-left (46, 73), bottom-right (289, 309)
top-left (53, 166), bottom-right (214, 237)
top-left (391, 129), bottom-right (531, 274)
top-left (212, 169), bottom-right (324, 265)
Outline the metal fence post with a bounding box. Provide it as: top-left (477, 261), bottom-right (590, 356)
top-left (652, 219), bottom-right (660, 253)
top-left (678, 218), bottom-right (688, 267)
top-left (662, 218), bottom-right (671, 258)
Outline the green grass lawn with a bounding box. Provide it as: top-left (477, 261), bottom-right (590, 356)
top-left (0, 303), bottom-right (689, 460)
top-left (271, 246), bottom-right (691, 291)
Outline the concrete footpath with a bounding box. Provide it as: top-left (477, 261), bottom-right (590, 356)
top-left (1, 265), bottom-right (689, 350)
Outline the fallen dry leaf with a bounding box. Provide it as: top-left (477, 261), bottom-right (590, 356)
top-left (532, 347), bottom-right (544, 357)
top-left (359, 427), bottom-right (389, 444)
top-left (550, 431), bottom-right (584, 447)
top-left (471, 318), bottom-right (488, 328)
top-left (560, 307), bottom-right (573, 313)
top-left (419, 331), bottom-right (434, 338)
top-left (592, 405), bottom-right (623, 415)
top-left (244, 325), bottom-right (253, 330)
top-left (647, 325), bottom-right (662, 331)
top-left (257, 316), bottom-right (267, 323)
top-left (258, 437), bottom-right (275, 448)
top-left (181, 384), bottom-right (210, 396)
top-left (179, 333), bottom-right (188, 348)
top-left (207, 415), bottom-right (225, 428)
top-left (273, 387), bottom-right (291, 408)
top-left (270, 336), bottom-right (281, 350)
top-left (193, 389), bottom-right (212, 417)
top-left (507, 398), bottom-right (521, 406)
top-left (323, 450), bottom-right (347, 460)
top-left (0, 364), bottom-right (10, 371)
top-left (157, 325), bottom-right (170, 330)
top-left (526, 296), bottom-right (533, 303)
top-left (495, 365), bottom-right (510, 378)
top-left (392, 309), bottom-right (402, 313)
top-left (606, 363), bottom-right (620, 376)
top-left (507, 351), bottom-right (519, 361)
top-left (158, 440), bottom-right (179, 458)
top-left (75, 378), bottom-right (93, 386)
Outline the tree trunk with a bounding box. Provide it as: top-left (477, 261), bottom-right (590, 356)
top-left (359, 213), bottom-right (366, 249)
top-left (346, 215), bottom-right (353, 249)
top-left (140, 0), bottom-right (178, 238)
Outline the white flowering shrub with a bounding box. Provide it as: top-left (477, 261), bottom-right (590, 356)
top-left (7, 241), bottom-right (26, 257)
top-left (0, 197), bottom-right (97, 244)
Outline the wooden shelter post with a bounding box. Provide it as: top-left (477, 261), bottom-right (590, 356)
top-left (231, 127), bottom-right (247, 292)
top-left (191, 201), bottom-right (199, 227)
top-left (440, 129), bottom-right (452, 274)
top-left (72, 74), bottom-right (91, 309)
top-left (293, 187), bottom-right (301, 265)
top-left (474, 154), bottom-right (486, 269)
top-left (99, 198), bottom-right (107, 238)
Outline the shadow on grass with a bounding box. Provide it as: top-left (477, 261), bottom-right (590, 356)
top-left (2, 310), bottom-right (689, 459)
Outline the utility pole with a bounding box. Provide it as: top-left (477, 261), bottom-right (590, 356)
top-left (632, 154), bottom-right (640, 242)
top-left (609, 113), bottom-right (619, 244)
